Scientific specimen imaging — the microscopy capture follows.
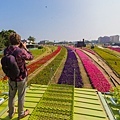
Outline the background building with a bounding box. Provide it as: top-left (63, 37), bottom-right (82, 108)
top-left (98, 35), bottom-right (119, 44)
top-left (98, 36), bottom-right (110, 43)
top-left (110, 35), bottom-right (119, 43)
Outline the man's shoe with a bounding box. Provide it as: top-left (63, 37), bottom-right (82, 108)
top-left (8, 108), bottom-right (16, 119)
top-left (18, 109), bottom-right (30, 119)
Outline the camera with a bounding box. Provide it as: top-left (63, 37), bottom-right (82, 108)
top-left (19, 42), bottom-right (23, 48)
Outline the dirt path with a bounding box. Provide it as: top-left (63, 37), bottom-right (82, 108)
top-left (75, 52), bottom-right (92, 89)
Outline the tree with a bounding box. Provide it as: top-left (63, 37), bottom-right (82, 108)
top-left (0, 35), bottom-right (5, 50)
top-left (0, 29), bottom-right (16, 47)
top-left (28, 36), bottom-right (35, 44)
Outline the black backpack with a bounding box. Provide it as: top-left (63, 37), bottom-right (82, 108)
top-left (1, 53), bottom-right (20, 80)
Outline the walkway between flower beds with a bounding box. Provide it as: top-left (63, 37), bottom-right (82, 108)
top-left (0, 84), bottom-right (111, 120)
top-left (74, 88), bottom-right (109, 120)
top-left (0, 84), bottom-right (47, 120)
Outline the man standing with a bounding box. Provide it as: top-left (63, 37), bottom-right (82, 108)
top-left (3, 33), bottom-right (33, 119)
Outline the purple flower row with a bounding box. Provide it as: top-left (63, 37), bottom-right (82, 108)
top-left (58, 47), bottom-right (83, 88)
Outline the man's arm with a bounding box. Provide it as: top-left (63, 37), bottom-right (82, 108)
top-left (19, 42), bottom-right (33, 60)
top-left (22, 49), bottom-right (33, 60)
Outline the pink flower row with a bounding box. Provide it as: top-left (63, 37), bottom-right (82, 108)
top-left (108, 46), bottom-right (120, 52)
top-left (73, 47), bottom-right (111, 92)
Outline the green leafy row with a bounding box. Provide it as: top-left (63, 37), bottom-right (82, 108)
top-left (30, 47), bottom-right (46, 59)
top-left (93, 46), bottom-right (120, 76)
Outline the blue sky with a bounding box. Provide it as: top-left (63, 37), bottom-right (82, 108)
top-left (0, 0), bottom-right (120, 42)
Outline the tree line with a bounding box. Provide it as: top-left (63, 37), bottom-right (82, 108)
top-left (0, 29), bottom-right (35, 51)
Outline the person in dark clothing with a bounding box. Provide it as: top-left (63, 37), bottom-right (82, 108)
top-left (3, 33), bottom-right (33, 119)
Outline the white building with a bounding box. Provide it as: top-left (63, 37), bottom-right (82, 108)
top-left (98, 36), bottom-right (110, 43)
top-left (110, 35), bottom-right (119, 43)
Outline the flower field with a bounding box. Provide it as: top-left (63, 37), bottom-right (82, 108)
top-left (0, 45), bottom-right (120, 119)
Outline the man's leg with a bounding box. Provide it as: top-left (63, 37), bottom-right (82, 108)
top-left (17, 78), bottom-right (27, 118)
top-left (8, 80), bottom-right (17, 118)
